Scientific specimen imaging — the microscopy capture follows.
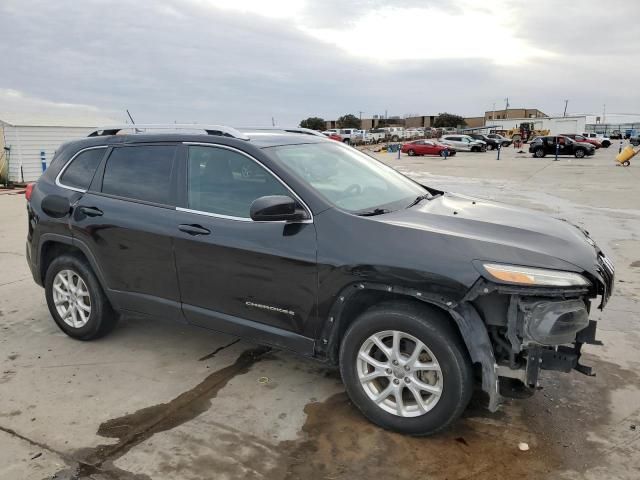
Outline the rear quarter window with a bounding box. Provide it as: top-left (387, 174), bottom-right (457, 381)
top-left (59, 148), bottom-right (106, 190)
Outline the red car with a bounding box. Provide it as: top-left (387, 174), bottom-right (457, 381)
top-left (322, 132), bottom-right (343, 142)
top-left (562, 134), bottom-right (601, 148)
top-left (401, 140), bottom-right (456, 157)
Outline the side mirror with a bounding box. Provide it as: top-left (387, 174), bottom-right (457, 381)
top-left (41, 195), bottom-right (71, 218)
top-left (250, 195), bottom-right (307, 222)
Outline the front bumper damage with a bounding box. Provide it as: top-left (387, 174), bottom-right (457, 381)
top-left (496, 296), bottom-right (603, 388)
top-left (467, 251), bottom-right (614, 409)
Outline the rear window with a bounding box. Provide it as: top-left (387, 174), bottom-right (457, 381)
top-left (101, 145), bottom-right (175, 205)
top-left (59, 148), bottom-right (105, 190)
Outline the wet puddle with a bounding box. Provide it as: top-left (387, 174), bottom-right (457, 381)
top-left (47, 349), bottom-right (638, 480)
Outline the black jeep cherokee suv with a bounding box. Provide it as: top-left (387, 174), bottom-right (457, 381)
top-left (26, 125), bottom-right (614, 435)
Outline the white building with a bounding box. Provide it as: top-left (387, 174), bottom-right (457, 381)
top-left (0, 115), bottom-right (116, 183)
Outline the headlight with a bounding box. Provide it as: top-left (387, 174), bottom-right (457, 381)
top-left (482, 263), bottom-right (590, 287)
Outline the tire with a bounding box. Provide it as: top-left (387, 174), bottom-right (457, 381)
top-left (623, 160), bottom-right (631, 166)
top-left (471, 146), bottom-right (478, 152)
top-left (534, 148), bottom-right (545, 158)
top-left (44, 254), bottom-right (118, 340)
top-left (343, 139), bottom-right (351, 145)
top-left (486, 144), bottom-right (494, 151)
top-left (339, 302), bottom-right (473, 436)
top-left (407, 149), bottom-right (415, 156)
top-left (439, 150), bottom-right (447, 157)
top-left (391, 136), bottom-right (399, 142)
top-left (575, 149), bottom-right (585, 158)
top-left (602, 141), bottom-right (610, 148)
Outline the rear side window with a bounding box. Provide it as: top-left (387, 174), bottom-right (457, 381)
top-left (102, 146), bottom-right (175, 205)
top-left (59, 148), bottom-right (105, 190)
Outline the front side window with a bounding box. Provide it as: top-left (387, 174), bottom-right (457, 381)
top-left (59, 148), bottom-right (105, 190)
top-left (187, 146), bottom-right (289, 218)
top-left (102, 145), bottom-right (175, 204)
top-left (268, 142), bottom-right (426, 213)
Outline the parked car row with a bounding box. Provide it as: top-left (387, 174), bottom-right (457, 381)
top-left (322, 126), bottom-right (458, 144)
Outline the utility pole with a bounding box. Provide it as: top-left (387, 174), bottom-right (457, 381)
top-left (602, 104), bottom-right (606, 124)
top-left (492, 102), bottom-right (496, 122)
top-left (358, 111), bottom-right (364, 128)
top-left (563, 100), bottom-right (568, 117)
top-left (271, 117), bottom-right (275, 126)
top-left (504, 97), bottom-right (509, 118)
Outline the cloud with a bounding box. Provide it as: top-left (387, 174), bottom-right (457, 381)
top-left (0, 0), bottom-right (637, 126)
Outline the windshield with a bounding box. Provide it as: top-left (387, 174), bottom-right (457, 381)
top-left (268, 142), bottom-right (427, 213)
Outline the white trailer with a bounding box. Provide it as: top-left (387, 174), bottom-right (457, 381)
top-left (0, 116), bottom-right (114, 183)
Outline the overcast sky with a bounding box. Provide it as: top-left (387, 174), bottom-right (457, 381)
top-left (1, 0), bottom-right (638, 126)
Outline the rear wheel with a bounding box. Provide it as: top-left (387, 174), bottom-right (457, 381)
top-left (602, 140), bottom-right (610, 148)
top-left (45, 254), bottom-right (118, 340)
top-left (623, 160), bottom-right (631, 166)
top-left (339, 302), bottom-right (473, 435)
top-left (534, 148), bottom-right (545, 158)
top-left (575, 149), bottom-right (586, 158)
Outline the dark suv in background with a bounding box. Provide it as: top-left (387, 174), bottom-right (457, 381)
top-left (26, 125), bottom-right (613, 435)
top-left (468, 133), bottom-right (501, 150)
top-left (529, 135), bottom-right (596, 158)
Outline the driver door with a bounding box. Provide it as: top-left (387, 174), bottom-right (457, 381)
top-left (172, 144), bottom-right (318, 352)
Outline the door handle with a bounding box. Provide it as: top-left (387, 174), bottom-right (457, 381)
top-left (79, 206), bottom-right (103, 217)
top-left (178, 224), bottom-right (211, 236)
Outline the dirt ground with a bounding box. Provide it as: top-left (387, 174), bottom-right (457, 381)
top-left (1, 143), bottom-right (639, 479)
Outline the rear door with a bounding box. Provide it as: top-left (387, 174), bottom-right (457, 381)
top-left (172, 143), bottom-right (318, 352)
top-left (71, 144), bottom-right (183, 320)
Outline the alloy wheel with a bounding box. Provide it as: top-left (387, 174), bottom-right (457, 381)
top-left (52, 269), bottom-right (91, 328)
top-left (357, 330), bottom-right (443, 417)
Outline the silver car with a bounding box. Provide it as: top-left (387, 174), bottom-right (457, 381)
top-left (440, 135), bottom-right (487, 152)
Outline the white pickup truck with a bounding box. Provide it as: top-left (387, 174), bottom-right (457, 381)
top-left (339, 128), bottom-right (360, 144)
top-left (368, 128), bottom-right (387, 143)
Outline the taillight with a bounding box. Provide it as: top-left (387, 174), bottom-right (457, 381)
top-left (25, 183), bottom-right (35, 201)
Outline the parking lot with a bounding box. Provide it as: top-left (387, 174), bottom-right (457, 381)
top-left (1, 144), bottom-right (639, 480)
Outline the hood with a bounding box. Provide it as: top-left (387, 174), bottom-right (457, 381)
top-left (379, 192), bottom-right (601, 276)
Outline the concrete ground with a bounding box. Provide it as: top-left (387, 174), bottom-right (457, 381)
top-left (1, 144), bottom-right (639, 480)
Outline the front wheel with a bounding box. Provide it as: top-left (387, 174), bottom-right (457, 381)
top-left (339, 302), bottom-right (473, 436)
top-left (575, 149), bottom-right (586, 158)
top-left (407, 149), bottom-right (415, 156)
top-left (486, 144), bottom-right (494, 151)
top-left (534, 148), bottom-right (545, 158)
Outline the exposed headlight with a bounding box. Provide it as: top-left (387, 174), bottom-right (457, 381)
top-left (482, 263), bottom-right (591, 287)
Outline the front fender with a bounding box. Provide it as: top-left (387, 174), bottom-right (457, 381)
top-left (318, 281), bottom-right (501, 411)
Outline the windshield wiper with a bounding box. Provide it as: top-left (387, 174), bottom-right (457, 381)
top-left (357, 208), bottom-right (391, 217)
top-left (406, 194), bottom-right (431, 209)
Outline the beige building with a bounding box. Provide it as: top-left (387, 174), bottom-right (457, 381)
top-left (463, 116), bottom-right (485, 128)
top-left (484, 108), bottom-right (547, 123)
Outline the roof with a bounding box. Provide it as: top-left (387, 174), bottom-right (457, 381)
top-left (51, 129), bottom-right (328, 154)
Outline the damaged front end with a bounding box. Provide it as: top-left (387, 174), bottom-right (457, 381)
top-left (470, 252), bottom-right (614, 401)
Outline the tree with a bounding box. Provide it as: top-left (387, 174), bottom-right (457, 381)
top-left (299, 117), bottom-right (326, 131)
top-left (337, 114), bottom-right (361, 129)
top-left (433, 113), bottom-right (467, 128)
